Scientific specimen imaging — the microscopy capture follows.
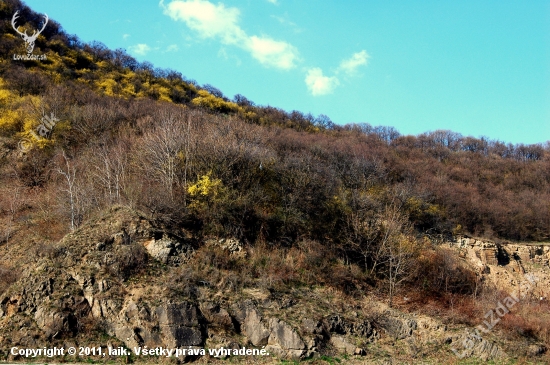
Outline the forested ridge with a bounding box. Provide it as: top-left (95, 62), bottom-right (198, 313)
top-left (1, 0), bottom-right (549, 272)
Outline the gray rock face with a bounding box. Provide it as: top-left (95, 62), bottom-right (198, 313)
top-left (113, 301), bottom-right (206, 349)
top-left (157, 303), bottom-right (205, 347)
top-left (143, 235), bottom-right (193, 265)
top-left (448, 331), bottom-right (506, 360)
top-left (268, 318), bottom-right (305, 349)
top-left (0, 208), bottom-right (206, 353)
top-left (328, 315), bottom-right (375, 339)
top-left (231, 302), bottom-right (306, 359)
top-left (144, 238), bottom-right (173, 263)
top-left (200, 302), bottom-right (234, 331)
top-left (378, 315), bottom-right (417, 339)
top-left (233, 302), bottom-right (270, 346)
top-left (330, 335), bottom-right (356, 354)
top-left (302, 318), bottom-right (328, 336)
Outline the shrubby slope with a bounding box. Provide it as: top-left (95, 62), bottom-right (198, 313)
top-left (0, 1), bottom-right (549, 363)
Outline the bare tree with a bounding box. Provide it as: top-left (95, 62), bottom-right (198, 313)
top-left (56, 150), bottom-right (78, 231)
top-left (373, 204), bottom-right (420, 307)
top-left (90, 140), bottom-right (129, 204)
top-left (139, 109), bottom-right (185, 201)
top-left (3, 184), bottom-right (24, 249)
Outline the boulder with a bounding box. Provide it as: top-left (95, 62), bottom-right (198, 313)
top-left (378, 315), bottom-right (417, 339)
top-left (232, 301), bottom-right (270, 346)
top-left (267, 318), bottom-right (305, 352)
top-left (449, 331), bottom-right (506, 360)
top-left (208, 238), bottom-right (246, 259)
top-left (156, 303), bottom-right (205, 347)
top-left (330, 336), bottom-right (356, 354)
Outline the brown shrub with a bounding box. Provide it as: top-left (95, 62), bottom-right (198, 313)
top-left (501, 301), bottom-right (550, 342)
top-left (109, 244), bottom-right (148, 281)
top-left (180, 243), bottom-right (248, 294)
top-left (0, 265), bottom-right (18, 295)
top-left (33, 242), bottom-right (67, 263)
top-left (167, 266), bottom-right (200, 300)
top-left (414, 247), bottom-right (478, 296)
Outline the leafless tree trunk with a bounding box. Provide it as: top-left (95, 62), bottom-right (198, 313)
top-left (56, 150), bottom-right (78, 231)
top-left (3, 185), bottom-right (24, 248)
top-left (372, 204), bottom-right (419, 307)
top-left (139, 108), bottom-right (188, 201)
top-left (91, 141), bottom-right (129, 204)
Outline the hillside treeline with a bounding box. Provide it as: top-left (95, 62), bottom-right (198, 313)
top-left (0, 0), bottom-right (549, 259)
top-left (1, 79), bottom-right (549, 243)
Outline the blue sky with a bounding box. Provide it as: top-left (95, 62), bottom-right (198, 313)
top-left (22, 0), bottom-right (550, 144)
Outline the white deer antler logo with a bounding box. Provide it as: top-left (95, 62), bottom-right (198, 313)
top-left (11, 10), bottom-right (48, 54)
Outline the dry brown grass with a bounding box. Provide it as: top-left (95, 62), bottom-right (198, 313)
top-left (0, 264), bottom-right (19, 295)
top-left (167, 239), bottom-right (372, 302)
top-left (500, 300), bottom-right (550, 342)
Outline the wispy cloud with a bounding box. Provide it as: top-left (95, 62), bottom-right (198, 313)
top-left (266, 0), bottom-right (278, 4)
top-left (128, 43), bottom-right (151, 55)
top-left (271, 13), bottom-right (302, 33)
top-left (161, 0), bottom-right (299, 70)
top-left (272, 15), bottom-right (294, 26)
top-left (122, 34), bottom-right (131, 40)
top-left (218, 47), bottom-right (242, 66)
top-left (337, 50), bottom-right (369, 76)
top-left (305, 50), bottom-right (369, 96)
top-left (166, 44), bottom-right (179, 52)
top-left (305, 68), bottom-right (339, 96)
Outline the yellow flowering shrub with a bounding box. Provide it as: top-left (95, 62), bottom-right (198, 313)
top-left (187, 173), bottom-right (225, 210)
top-left (188, 174), bottom-right (223, 198)
top-left (0, 109), bottom-right (21, 133)
top-left (191, 90), bottom-right (239, 114)
top-left (96, 78), bottom-right (118, 96)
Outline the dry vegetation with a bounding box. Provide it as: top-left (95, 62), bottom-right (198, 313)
top-left (0, 0), bottom-right (549, 359)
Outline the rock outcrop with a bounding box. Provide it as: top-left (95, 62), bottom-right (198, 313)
top-left (0, 207), bottom-right (376, 361)
top-left (451, 235), bottom-right (550, 299)
top-left (0, 209), bottom-right (545, 362)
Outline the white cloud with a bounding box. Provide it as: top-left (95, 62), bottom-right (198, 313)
top-left (164, 0), bottom-right (246, 44)
top-left (122, 34), bottom-right (131, 40)
top-left (338, 50), bottom-right (369, 76)
top-left (162, 0), bottom-right (298, 69)
top-left (304, 50), bottom-right (369, 96)
top-left (247, 36), bottom-right (298, 70)
top-left (266, 0), bottom-right (278, 4)
top-left (128, 43), bottom-right (151, 55)
top-left (305, 68), bottom-right (339, 96)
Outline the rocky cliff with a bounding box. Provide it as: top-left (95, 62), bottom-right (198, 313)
top-left (0, 207), bottom-right (547, 364)
top-left (451, 235), bottom-right (550, 300)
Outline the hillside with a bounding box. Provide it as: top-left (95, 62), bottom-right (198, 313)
top-left (0, 0), bottom-right (550, 364)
